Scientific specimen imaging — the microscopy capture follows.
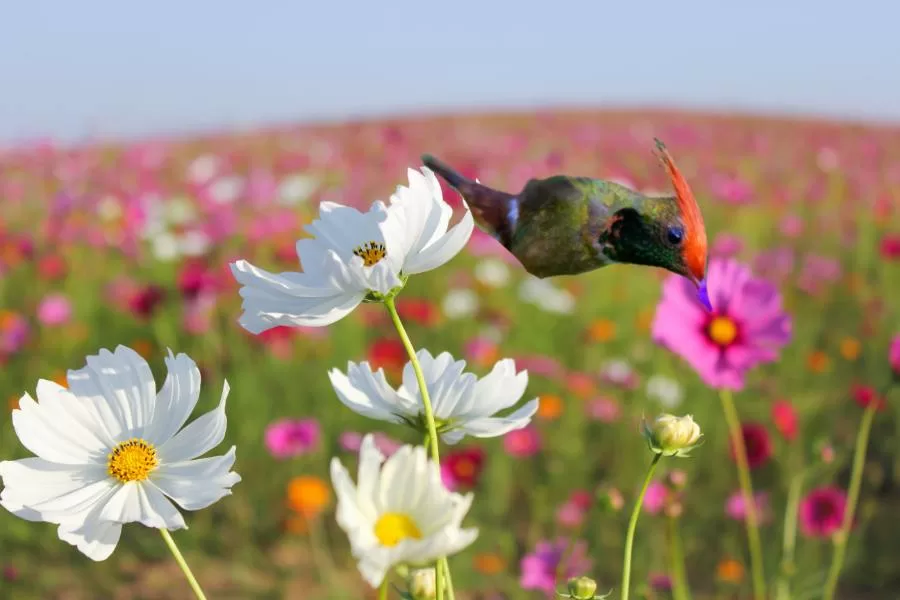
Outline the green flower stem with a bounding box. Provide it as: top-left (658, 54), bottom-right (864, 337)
top-left (385, 297), bottom-right (449, 600)
top-left (378, 578), bottom-right (389, 600)
top-left (441, 558), bottom-right (456, 600)
top-left (621, 453), bottom-right (662, 600)
top-left (774, 471), bottom-right (805, 600)
top-left (718, 388), bottom-right (766, 600)
top-left (159, 528), bottom-right (208, 600)
top-left (667, 515), bottom-right (692, 600)
top-left (822, 402), bottom-right (878, 600)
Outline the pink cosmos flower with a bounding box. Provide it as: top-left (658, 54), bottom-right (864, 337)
top-left (264, 418), bottom-right (321, 459)
top-left (502, 426), bottom-right (541, 458)
top-left (771, 400), bottom-right (799, 442)
top-left (889, 334), bottom-right (900, 378)
top-left (520, 538), bottom-right (592, 597)
top-left (585, 396), bottom-right (621, 422)
top-left (725, 490), bottom-right (771, 524)
top-left (651, 258), bottom-right (792, 390)
top-left (643, 482), bottom-right (668, 515)
top-left (441, 446), bottom-right (486, 491)
top-left (711, 233), bottom-right (744, 257)
top-left (799, 487), bottom-right (847, 538)
top-left (338, 431), bottom-right (402, 457)
top-left (0, 310), bottom-right (29, 357)
top-left (36, 293), bottom-right (72, 326)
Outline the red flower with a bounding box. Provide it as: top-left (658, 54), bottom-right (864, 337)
top-left (771, 400), bottom-right (799, 442)
top-left (177, 260), bottom-right (218, 300)
top-left (128, 285), bottom-right (166, 319)
top-left (851, 383), bottom-right (886, 412)
top-left (441, 446), bottom-right (486, 490)
top-left (367, 338), bottom-right (407, 375)
top-left (37, 254), bottom-right (67, 281)
top-left (730, 422), bottom-right (772, 469)
top-left (879, 233), bottom-right (900, 260)
top-left (396, 298), bottom-right (439, 326)
top-left (799, 486), bottom-right (847, 538)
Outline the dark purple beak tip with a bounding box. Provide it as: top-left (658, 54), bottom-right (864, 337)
top-left (696, 279), bottom-right (712, 312)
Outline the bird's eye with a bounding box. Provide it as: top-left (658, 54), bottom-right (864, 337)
top-left (666, 226), bottom-right (685, 245)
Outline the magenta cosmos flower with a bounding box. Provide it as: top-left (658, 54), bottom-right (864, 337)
top-left (889, 334), bottom-right (900, 378)
top-left (799, 486), bottom-right (847, 538)
top-left (264, 418), bottom-right (321, 459)
top-left (652, 257), bottom-right (792, 390)
top-left (520, 538), bottom-right (592, 596)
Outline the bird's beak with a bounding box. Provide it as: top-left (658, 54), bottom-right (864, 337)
top-left (692, 275), bottom-right (712, 312)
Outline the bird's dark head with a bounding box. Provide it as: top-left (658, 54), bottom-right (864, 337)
top-left (601, 140), bottom-right (709, 305)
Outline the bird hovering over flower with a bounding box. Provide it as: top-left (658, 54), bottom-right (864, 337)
top-left (422, 139), bottom-right (711, 310)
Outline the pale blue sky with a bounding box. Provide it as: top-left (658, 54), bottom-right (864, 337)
top-left (1, 1), bottom-right (898, 144)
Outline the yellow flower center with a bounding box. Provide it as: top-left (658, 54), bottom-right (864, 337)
top-left (374, 512), bottom-right (422, 547)
top-left (707, 316), bottom-right (738, 346)
top-left (353, 241), bottom-right (387, 267)
top-left (107, 438), bottom-right (159, 483)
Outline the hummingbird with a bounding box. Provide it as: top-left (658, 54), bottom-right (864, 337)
top-left (421, 139), bottom-right (712, 310)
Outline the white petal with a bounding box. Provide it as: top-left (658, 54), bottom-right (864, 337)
top-left (98, 481), bottom-right (185, 529)
top-left (457, 399), bottom-right (539, 438)
top-left (469, 360), bottom-right (529, 416)
top-left (57, 511), bottom-right (123, 561)
top-left (11, 388), bottom-right (108, 464)
top-left (404, 209), bottom-right (473, 275)
top-left (0, 458), bottom-right (111, 523)
top-left (153, 447), bottom-right (241, 511)
top-left (143, 351), bottom-right (201, 446)
top-left (357, 435), bottom-right (386, 516)
top-left (329, 366), bottom-right (406, 423)
top-left (355, 554), bottom-right (390, 588)
top-left (331, 457), bottom-right (377, 543)
top-left (157, 381), bottom-right (229, 463)
top-left (378, 445), bottom-right (428, 514)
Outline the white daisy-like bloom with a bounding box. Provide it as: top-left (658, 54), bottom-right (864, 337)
top-left (329, 349), bottom-right (539, 444)
top-left (331, 434), bottom-right (478, 587)
top-left (231, 167), bottom-right (474, 333)
top-left (646, 374), bottom-right (684, 409)
top-left (0, 346), bottom-right (240, 561)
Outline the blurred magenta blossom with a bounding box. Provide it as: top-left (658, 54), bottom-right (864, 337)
top-left (520, 538), bottom-right (592, 597)
top-left (264, 418), bottom-right (322, 459)
top-left (799, 486), bottom-right (848, 538)
top-left (36, 293), bottom-right (72, 326)
top-left (503, 426), bottom-right (541, 458)
top-left (725, 490), bottom-right (771, 524)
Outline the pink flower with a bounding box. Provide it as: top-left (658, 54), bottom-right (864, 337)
top-left (779, 214), bottom-right (804, 238)
top-left (709, 173), bottom-right (754, 205)
top-left (503, 426), bottom-right (541, 458)
top-left (338, 431), bottom-right (402, 457)
top-left (441, 446), bottom-right (486, 491)
top-left (799, 487), bottom-right (847, 538)
top-left (36, 293), bottom-right (72, 326)
top-left (514, 355), bottom-right (564, 379)
top-left (585, 396), bottom-right (621, 422)
top-left (651, 258), bottom-right (792, 390)
top-left (643, 482), bottom-right (667, 515)
top-left (264, 418), bottom-right (321, 459)
top-left (771, 400), bottom-right (799, 442)
top-left (725, 490), bottom-right (771, 524)
top-left (889, 334), bottom-right (900, 378)
top-left (730, 422), bottom-right (773, 469)
top-left (0, 310), bottom-right (29, 357)
top-left (711, 233), bottom-right (744, 258)
top-left (520, 538), bottom-right (592, 596)
top-left (555, 491), bottom-right (592, 529)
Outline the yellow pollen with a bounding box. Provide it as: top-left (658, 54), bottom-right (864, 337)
top-left (107, 438), bottom-right (158, 483)
top-left (708, 316), bottom-right (738, 346)
top-left (374, 512), bottom-right (422, 547)
top-left (353, 241), bottom-right (387, 267)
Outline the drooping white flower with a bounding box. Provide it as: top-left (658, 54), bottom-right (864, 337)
top-left (329, 349), bottom-right (539, 444)
top-left (331, 434), bottom-right (478, 587)
top-left (231, 167), bottom-right (474, 333)
top-left (0, 346), bottom-right (240, 561)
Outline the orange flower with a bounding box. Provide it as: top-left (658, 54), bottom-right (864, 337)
top-left (839, 337), bottom-right (861, 361)
top-left (132, 339), bottom-right (155, 360)
top-left (536, 394), bottom-right (564, 420)
top-left (286, 475), bottom-right (331, 520)
top-left (566, 372), bottom-right (596, 399)
top-left (716, 558), bottom-right (744, 584)
top-left (587, 319), bottom-right (616, 343)
top-left (806, 350), bottom-right (831, 373)
top-left (284, 515), bottom-right (310, 535)
top-left (473, 552), bottom-right (506, 575)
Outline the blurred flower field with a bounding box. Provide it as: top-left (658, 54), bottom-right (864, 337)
top-left (1, 109), bottom-right (899, 599)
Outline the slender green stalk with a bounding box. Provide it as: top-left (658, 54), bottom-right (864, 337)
top-left (822, 403), bottom-right (878, 600)
top-left (621, 453), bottom-right (662, 600)
top-left (159, 528), bottom-right (208, 600)
top-left (667, 516), bottom-right (692, 600)
top-left (385, 297), bottom-right (448, 600)
top-left (775, 471), bottom-right (805, 600)
top-left (441, 559), bottom-right (456, 600)
top-left (718, 388), bottom-right (766, 600)
top-left (378, 578), bottom-right (389, 600)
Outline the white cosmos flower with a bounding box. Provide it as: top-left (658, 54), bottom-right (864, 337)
top-left (331, 434), bottom-right (478, 587)
top-left (0, 346), bottom-right (240, 561)
top-left (231, 167), bottom-right (474, 333)
top-left (646, 374), bottom-right (684, 409)
top-left (329, 349), bottom-right (539, 444)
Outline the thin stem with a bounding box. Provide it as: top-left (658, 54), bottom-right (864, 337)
top-left (384, 297), bottom-right (447, 600)
top-left (667, 516), bottom-right (692, 600)
top-left (159, 528), bottom-right (208, 600)
top-left (621, 453), bottom-right (662, 600)
top-left (441, 559), bottom-right (456, 600)
top-left (822, 403), bottom-right (878, 600)
top-left (378, 577), bottom-right (389, 600)
top-left (718, 388), bottom-right (766, 600)
top-left (774, 471), bottom-right (805, 600)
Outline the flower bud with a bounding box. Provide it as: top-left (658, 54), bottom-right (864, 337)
top-left (642, 414), bottom-right (703, 457)
top-left (567, 576), bottom-right (598, 599)
top-left (408, 567), bottom-right (436, 600)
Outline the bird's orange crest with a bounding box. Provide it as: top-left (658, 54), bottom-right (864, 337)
top-left (653, 138), bottom-right (708, 284)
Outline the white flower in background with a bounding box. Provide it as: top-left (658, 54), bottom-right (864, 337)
top-left (209, 175), bottom-right (244, 205)
top-left (277, 173), bottom-right (319, 206)
top-left (441, 288), bottom-right (479, 319)
top-left (178, 230), bottom-right (212, 257)
top-left (331, 434), bottom-right (478, 587)
top-left (474, 258), bottom-right (510, 288)
top-left (0, 346), bottom-right (240, 561)
top-left (139, 195), bottom-right (209, 262)
top-left (329, 349), bottom-right (539, 444)
top-left (187, 153), bottom-right (221, 185)
top-left (518, 276), bottom-right (575, 314)
top-left (646, 374), bottom-right (684, 409)
top-left (231, 167), bottom-right (474, 333)
top-left (600, 358), bottom-right (636, 386)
